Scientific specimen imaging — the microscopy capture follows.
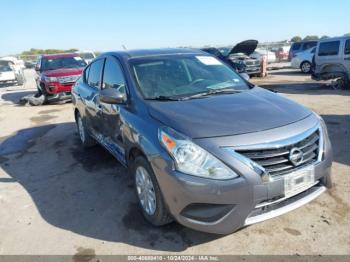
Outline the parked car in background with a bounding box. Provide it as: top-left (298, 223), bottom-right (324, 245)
top-left (0, 60), bottom-right (18, 85)
top-left (201, 47), bottom-right (249, 80)
top-left (251, 49), bottom-right (277, 64)
top-left (76, 51), bottom-right (96, 64)
top-left (72, 48), bottom-right (332, 234)
top-left (0, 59), bottom-right (24, 85)
top-left (275, 46), bottom-right (290, 62)
top-left (289, 41), bottom-right (318, 61)
top-left (24, 60), bottom-right (36, 69)
top-left (312, 36), bottom-right (350, 89)
top-left (35, 53), bottom-right (87, 102)
top-left (226, 40), bottom-right (261, 76)
top-left (291, 47), bottom-right (316, 73)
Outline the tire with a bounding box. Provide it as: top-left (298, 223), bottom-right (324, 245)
top-left (132, 156), bottom-right (173, 226)
top-left (76, 113), bottom-right (96, 147)
top-left (300, 61), bottom-right (312, 74)
top-left (332, 75), bottom-right (350, 90)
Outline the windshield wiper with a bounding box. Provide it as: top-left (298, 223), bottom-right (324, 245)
top-left (145, 95), bottom-right (187, 101)
top-left (184, 88), bottom-right (241, 99)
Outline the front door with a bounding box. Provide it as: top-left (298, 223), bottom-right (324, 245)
top-left (80, 58), bottom-right (105, 138)
top-left (343, 38), bottom-right (350, 74)
top-left (99, 56), bottom-right (128, 164)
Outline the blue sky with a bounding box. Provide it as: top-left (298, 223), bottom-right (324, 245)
top-left (1, 0), bottom-right (349, 55)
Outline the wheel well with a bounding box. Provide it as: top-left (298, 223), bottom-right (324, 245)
top-left (128, 147), bottom-right (146, 165)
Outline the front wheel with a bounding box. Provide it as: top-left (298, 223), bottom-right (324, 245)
top-left (132, 156), bottom-right (173, 226)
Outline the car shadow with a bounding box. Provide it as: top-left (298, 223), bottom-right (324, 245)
top-left (0, 123), bottom-right (220, 252)
top-left (0, 90), bottom-right (37, 104)
top-left (321, 114), bottom-right (350, 167)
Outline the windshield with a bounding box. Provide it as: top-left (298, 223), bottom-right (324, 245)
top-left (42, 56), bottom-right (87, 71)
top-left (0, 65), bottom-right (12, 72)
top-left (130, 55), bottom-right (250, 99)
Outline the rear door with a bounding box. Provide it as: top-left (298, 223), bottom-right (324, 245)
top-left (343, 38), bottom-right (350, 75)
top-left (79, 58), bottom-right (105, 137)
top-left (316, 40), bottom-right (341, 71)
top-left (99, 56), bottom-right (128, 163)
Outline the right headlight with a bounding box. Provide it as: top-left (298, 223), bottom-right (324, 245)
top-left (158, 127), bottom-right (238, 180)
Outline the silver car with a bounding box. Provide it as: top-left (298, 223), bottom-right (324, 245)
top-left (313, 36), bottom-right (350, 89)
top-left (72, 48), bottom-right (333, 234)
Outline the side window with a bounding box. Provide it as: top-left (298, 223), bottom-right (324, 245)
top-left (292, 43), bottom-right (301, 51)
top-left (102, 57), bottom-right (126, 94)
top-left (318, 41), bottom-right (340, 56)
top-left (87, 59), bottom-right (104, 88)
top-left (302, 41), bottom-right (317, 50)
top-left (344, 40), bottom-right (350, 55)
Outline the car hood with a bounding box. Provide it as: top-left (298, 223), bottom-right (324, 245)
top-left (229, 40), bottom-right (258, 56)
top-left (148, 87), bottom-right (311, 139)
top-left (43, 67), bottom-right (84, 77)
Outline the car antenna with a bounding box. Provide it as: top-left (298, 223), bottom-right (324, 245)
top-left (122, 45), bottom-right (127, 50)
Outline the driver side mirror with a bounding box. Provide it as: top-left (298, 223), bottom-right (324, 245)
top-left (35, 65), bottom-right (40, 72)
top-left (99, 88), bottom-right (126, 104)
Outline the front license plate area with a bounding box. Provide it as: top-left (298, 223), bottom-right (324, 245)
top-left (284, 166), bottom-right (315, 198)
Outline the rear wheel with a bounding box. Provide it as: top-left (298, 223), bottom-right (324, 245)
top-left (76, 113), bottom-right (96, 147)
top-left (300, 61), bottom-right (312, 73)
top-left (132, 156), bottom-right (173, 226)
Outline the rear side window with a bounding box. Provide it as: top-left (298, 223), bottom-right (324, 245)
top-left (302, 41), bottom-right (317, 50)
top-left (318, 41), bottom-right (340, 56)
top-left (87, 59), bottom-right (104, 88)
top-left (102, 57), bottom-right (126, 94)
top-left (345, 40), bottom-right (350, 55)
top-left (291, 43), bottom-right (301, 51)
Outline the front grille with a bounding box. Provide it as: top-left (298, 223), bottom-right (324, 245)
top-left (57, 75), bottom-right (79, 84)
top-left (236, 130), bottom-right (320, 177)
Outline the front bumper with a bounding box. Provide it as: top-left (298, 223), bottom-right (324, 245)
top-left (151, 115), bottom-right (332, 234)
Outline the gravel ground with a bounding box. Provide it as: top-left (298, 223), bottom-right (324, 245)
top-left (0, 69), bottom-right (349, 255)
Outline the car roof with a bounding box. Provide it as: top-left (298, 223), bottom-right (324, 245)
top-left (318, 36), bottom-right (350, 42)
top-left (102, 48), bottom-right (207, 59)
top-left (41, 53), bottom-right (80, 59)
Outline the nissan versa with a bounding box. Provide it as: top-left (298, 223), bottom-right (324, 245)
top-left (72, 48), bottom-right (332, 234)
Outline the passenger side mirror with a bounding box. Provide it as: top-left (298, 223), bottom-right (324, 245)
top-left (99, 88), bottom-right (126, 104)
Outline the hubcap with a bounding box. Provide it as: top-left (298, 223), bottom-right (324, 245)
top-left (302, 62), bottom-right (311, 73)
top-left (135, 166), bottom-right (156, 215)
top-left (78, 117), bottom-right (85, 143)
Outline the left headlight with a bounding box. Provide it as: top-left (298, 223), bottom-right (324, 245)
top-left (44, 76), bottom-right (58, 82)
top-left (158, 127), bottom-right (238, 180)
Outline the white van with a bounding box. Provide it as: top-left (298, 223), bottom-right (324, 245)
top-left (312, 36), bottom-right (350, 89)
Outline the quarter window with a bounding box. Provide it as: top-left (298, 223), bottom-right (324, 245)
top-left (87, 59), bottom-right (104, 88)
top-left (84, 65), bottom-right (90, 82)
top-left (318, 41), bottom-right (340, 56)
top-left (345, 40), bottom-right (350, 55)
top-left (102, 57), bottom-right (126, 94)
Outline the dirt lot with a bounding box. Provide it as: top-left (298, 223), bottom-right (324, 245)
top-left (0, 69), bottom-right (349, 255)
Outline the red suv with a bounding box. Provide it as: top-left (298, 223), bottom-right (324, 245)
top-left (35, 53), bottom-right (87, 102)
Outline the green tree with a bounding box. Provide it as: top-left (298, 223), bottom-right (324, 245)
top-left (344, 33), bottom-right (350, 36)
top-left (291, 36), bottom-right (302, 42)
top-left (303, 35), bottom-right (319, 41)
top-left (320, 35), bottom-right (329, 40)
